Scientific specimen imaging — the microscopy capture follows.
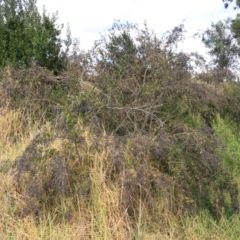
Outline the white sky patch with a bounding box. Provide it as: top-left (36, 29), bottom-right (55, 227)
top-left (37, 0), bottom-right (239, 54)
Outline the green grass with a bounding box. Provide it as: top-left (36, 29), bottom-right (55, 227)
top-left (213, 115), bottom-right (240, 177)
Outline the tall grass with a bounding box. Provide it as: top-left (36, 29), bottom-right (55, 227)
top-left (0, 107), bottom-right (240, 239)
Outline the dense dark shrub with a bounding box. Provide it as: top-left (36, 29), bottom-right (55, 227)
top-left (13, 129), bottom-right (91, 217)
top-left (0, 63), bottom-right (81, 125)
top-left (0, 0), bottom-right (71, 74)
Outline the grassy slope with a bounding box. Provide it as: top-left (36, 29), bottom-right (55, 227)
top-left (0, 66), bottom-right (240, 239)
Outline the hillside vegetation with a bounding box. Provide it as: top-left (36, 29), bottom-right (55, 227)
top-left (1, 21), bottom-right (240, 239)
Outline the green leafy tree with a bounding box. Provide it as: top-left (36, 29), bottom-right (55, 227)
top-left (0, 0), bottom-right (70, 74)
top-left (201, 1), bottom-right (240, 72)
top-left (202, 18), bottom-right (239, 70)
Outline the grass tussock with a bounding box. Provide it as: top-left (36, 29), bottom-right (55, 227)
top-left (1, 21), bottom-right (240, 239)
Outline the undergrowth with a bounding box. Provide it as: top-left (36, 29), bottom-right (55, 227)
top-left (0, 21), bottom-right (240, 239)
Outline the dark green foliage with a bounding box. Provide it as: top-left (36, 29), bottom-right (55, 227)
top-left (231, 14), bottom-right (240, 40)
top-left (0, 0), bottom-right (69, 74)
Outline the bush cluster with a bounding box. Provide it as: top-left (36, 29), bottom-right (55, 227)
top-left (1, 20), bottom-right (240, 221)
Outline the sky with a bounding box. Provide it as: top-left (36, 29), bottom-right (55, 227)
top-left (36, 0), bottom-right (239, 55)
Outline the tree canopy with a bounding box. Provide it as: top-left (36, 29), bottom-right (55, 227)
top-left (202, 18), bottom-right (239, 70)
top-left (201, 1), bottom-right (240, 72)
top-left (0, 0), bottom-right (71, 74)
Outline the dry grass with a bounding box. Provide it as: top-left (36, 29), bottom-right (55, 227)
top-left (0, 105), bottom-right (240, 240)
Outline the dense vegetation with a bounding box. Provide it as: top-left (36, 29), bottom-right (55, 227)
top-left (0, 0), bottom-right (71, 74)
top-left (0, 1), bottom-right (240, 239)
